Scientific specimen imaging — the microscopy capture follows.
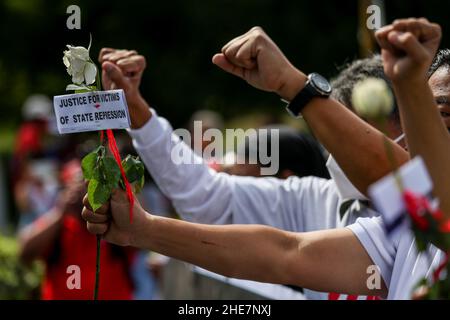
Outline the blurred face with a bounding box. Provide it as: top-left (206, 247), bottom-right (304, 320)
top-left (428, 66), bottom-right (450, 132)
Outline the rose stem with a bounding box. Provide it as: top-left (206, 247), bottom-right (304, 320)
top-left (94, 235), bottom-right (101, 300)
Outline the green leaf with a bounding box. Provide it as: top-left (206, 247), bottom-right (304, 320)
top-left (88, 179), bottom-right (112, 212)
top-left (122, 155), bottom-right (145, 184)
top-left (133, 174), bottom-right (145, 194)
top-left (81, 152), bottom-right (98, 180)
top-left (102, 156), bottom-right (121, 188)
top-left (81, 146), bottom-right (105, 180)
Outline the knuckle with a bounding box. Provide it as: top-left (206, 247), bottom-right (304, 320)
top-left (86, 222), bottom-right (96, 234)
top-left (139, 56), bottom-right (147, 68)
top-left (251, 26), bottom-right (263, 33)
top-left (116, 59), bottom-right (130, 66)
top-left (99, 48), bottom-right (112, 58)
top-left (432, 23), bottom-right (442, 34)
top-left (252, 26), bottom-right (265, 38)
top-left (402, 32), bottom-right (415, 42)
top-left (223, 47), bottom-right (233, 57)
top-left (81, 207), bottom-right (90, 220)
top-left (235, 51), bottom-right (245, 60)
top-left (87, 222), bottom-right (107, 235)
top-left (82, 194), bottom-right (90, 207)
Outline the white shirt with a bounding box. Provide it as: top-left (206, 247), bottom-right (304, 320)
top-left (128, 111), bottom-right (378, 299)
top-left (348, 217), bottom-right (445, 299)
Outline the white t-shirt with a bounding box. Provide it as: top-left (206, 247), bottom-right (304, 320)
top-left (348, 216), bottom-right (445, 299)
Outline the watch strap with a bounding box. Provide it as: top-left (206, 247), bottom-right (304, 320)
top-left (286, 84), bottom-right (315, 117)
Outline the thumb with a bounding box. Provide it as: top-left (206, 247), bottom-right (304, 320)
top-left (102, 61), bottom-right (127, 90)
top-left (212, 53), bottom-right (245, 79)
top-left (111, 188), bottom-right (129, 203)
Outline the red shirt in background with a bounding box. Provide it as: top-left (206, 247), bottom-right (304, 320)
top-left (41, 215), bottom-right (134, 300)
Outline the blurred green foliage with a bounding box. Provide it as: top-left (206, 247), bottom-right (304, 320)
top-left (0, 233), bottom-right (43, 299)
top-left (1, 0), bottom-right (450, 129)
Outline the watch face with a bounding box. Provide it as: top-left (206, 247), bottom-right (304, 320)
top-left (310, 73), bottom-right (332, 94)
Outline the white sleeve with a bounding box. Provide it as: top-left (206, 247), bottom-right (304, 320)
top-left (347, 217), bottom-right (396, 287)
top-left (128, 111), bottom-right (336, 232)
top-left (232, 176), bottom-right (341, 231)
top-left (128, 111), bottom-right (234, 224)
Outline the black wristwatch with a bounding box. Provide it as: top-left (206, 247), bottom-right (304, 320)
top-left (285, 73), bottom-right (332, 118)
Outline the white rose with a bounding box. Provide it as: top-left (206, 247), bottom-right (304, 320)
top-left (352, 78), bottom-right (394, 119)
top-left (63, 45), bottom-right (97, 85)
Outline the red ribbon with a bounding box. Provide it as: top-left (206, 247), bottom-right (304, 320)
top-left (106, 129), bottom-right (134, 222)
top-left (403, 191), bottom-right (430, 231)
top-left (403, 190), bottom-right (450, 286)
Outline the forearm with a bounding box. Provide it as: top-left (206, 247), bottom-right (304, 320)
top-left (127, 94), bottom-right (152, 129)
top-left (19, 208), bottom-right (63, 264)
top-left (394, 80), bottom-right (450, 216)
top-left (133, 214), bottom-right (297, 285)
top-left (131, 213), bottom-right (385, 296)
top-left (303, 98), bottom-right (409, 194)
top-left (283, 70), bottom-right (409, 194)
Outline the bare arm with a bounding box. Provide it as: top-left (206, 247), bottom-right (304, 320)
top-left (212, 27), bottom-right (409, 195)
top-left (375, 18), bottom-right (450, 217)
top-left (20, 176), bottom-right (86, 265)
top-left (82, 190), bottom-right (387, 297)
top-left (99, 32), bottom-right (410, 197)
top-left (140, 217), bottom-right (384, 296)
top-left (19, 208), bottom-right (63, 265)
top-left (302, 93), bottom-right (409, 194)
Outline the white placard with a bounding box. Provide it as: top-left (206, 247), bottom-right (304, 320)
top-left (368, 157), bottom-right (434, 238)
top-left (53, 89), bottom-right (130, 134)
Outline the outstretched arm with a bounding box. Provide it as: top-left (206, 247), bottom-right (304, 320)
top-left (82, 190), bottom-right (387, 297)
top-left (375, 18), bottom-right (450, 217)
top-left (19, 208), bottom-right (63, 265)
top-left (97, 49), bottom-right (326, 230)
top-left (19, 179), bottom-right (85, 265)
top-left (212, 27), bottom-right (410, 195)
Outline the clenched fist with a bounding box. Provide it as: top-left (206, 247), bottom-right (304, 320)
top-left (213, 27), bottom-right (307, 101)
top-left (375, 18), bottom-right (441, 84)
top-left (98, 48), bottom-right (151, 128)
top-left (82, 189), bottom-right (149, 247)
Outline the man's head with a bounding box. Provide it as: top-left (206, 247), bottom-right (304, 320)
top-left (331, 55), bottom-right (403, 141)
top-left (428, 49), bottom-right (450, 132)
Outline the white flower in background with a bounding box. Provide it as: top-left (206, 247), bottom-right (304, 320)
top-left (63, 45), bottom-right (97, 85)
top-left (352, 78), bottom-right (394, 119)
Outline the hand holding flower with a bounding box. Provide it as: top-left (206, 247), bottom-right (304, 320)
top-left (82, 188), bottom-right (149, 247)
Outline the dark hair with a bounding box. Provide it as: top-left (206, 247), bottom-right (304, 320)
top-left (331, 55), bottom-right (398, 118)
top-left (239, 126), bottom-right (330, 179)
top-left (429, 49), bottom-right (450, 78)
